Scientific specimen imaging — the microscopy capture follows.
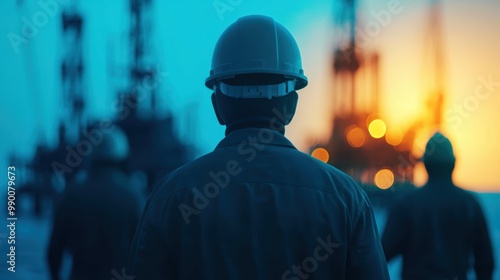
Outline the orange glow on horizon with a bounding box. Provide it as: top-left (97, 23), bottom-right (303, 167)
top-left (287, 4), bottom-right (500, 192)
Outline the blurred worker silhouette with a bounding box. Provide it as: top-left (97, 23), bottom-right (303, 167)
top-left (47, 127), bottom-right (144, 280)
top-left (382, 132), bottom-right (495, 280)
top-left (128, 15), bottom-right (389, 280)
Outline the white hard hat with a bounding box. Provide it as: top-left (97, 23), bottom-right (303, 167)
top-left (205, 15), bottom-right (308, 98)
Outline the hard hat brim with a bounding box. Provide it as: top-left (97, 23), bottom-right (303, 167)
top-left (206, 70), bottom-right (308, 91)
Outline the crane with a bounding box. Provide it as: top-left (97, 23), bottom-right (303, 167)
top-left (311, 0), bottom-right (447, 194)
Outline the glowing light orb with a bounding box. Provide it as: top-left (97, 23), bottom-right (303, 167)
top-left (385, 127), bottom-right (403, 146)
top-left (311, 148), bottom-right (329, 163)
top-left (368, 119), bottom-right (387, 139)
top-left (346, 127), bottom-right (366, 148)
top-left (374, 169), bottom-right (394, 190)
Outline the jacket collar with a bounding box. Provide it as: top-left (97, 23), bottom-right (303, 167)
top-left (215, 128), bottom-right (296, 150)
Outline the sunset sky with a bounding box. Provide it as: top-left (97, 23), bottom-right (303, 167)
top-left (1, 0), bottom-right (499, 191)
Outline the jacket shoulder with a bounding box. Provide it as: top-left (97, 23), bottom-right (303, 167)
top-left (147, 151), bottom-right (223, 202)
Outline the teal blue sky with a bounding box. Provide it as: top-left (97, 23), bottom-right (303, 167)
top-left (0, 0), bottom-right (334, 163)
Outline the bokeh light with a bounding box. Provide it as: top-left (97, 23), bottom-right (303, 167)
top-left (311, 147), bottom-right (329, 163)
top-left (385, 127), bottom-right (403, 146)
top-left (368, 119), bottom-right (387, 139)
top-left (374, 169), bottom-right (394, 189)
top-left (346, 126), bottom-right (366, 148)
top-left (365, 113), bottom-right (381, 129)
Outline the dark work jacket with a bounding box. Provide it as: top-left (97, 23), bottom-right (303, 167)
top-left (382, 180), bottom-right (495, 280)
top-left (48, 168), bottom-right (142, 280)
top-left (128, 128), bottom-right (389, 280)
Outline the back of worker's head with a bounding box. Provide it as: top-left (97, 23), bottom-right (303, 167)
top-left (422, 132), bottom-right (456, 179)
top-left (205, 15), bottom-right (308, 134)
top-left (91, 126), bottom-right (129, 169)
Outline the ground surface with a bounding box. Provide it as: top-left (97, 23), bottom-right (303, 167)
top-left (0, 193), bottom-right (498, 280)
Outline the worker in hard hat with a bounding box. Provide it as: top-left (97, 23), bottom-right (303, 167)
top-left (47, 126), bottom-right (144, 280)
top-left (128, 15), bottom-right (389, 279)
top-left (382, 132), bottom-right (494, 280)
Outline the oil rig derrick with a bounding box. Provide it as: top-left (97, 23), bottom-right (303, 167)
top-left (114, 0), bottom-right (190, 191)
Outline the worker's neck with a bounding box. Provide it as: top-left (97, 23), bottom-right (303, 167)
top-left (426, 174), bottom-right (454, 186)
top-left (225, 118), bottom-right (285, 136)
